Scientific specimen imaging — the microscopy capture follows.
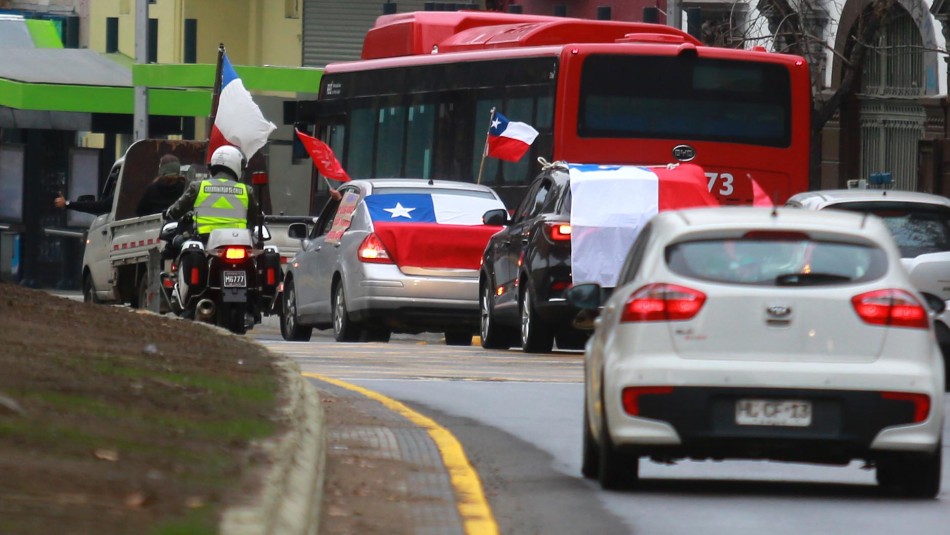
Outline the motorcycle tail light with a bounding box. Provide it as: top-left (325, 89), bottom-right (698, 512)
top-left (190, 268), bottom-right (201, 286)
top-left (266, 267), bottom-right (276, 286)
top-left (224, 247), bottom-right (247, 260)
top-left (358, 234), bottom-right (393, 264)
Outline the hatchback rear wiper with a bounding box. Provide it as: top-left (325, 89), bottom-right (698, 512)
top-left (775, 272), bottom-right (852, 286)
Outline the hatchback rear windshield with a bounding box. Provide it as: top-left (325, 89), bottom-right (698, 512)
top-left (827, 202), bottom-right (950, 257)
top-left (666, 235), bottom-right (887, 286)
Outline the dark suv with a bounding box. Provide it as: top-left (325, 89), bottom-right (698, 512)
top-left (479, 163), bottom-right (589, 352)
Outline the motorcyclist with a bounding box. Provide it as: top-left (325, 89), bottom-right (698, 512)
top-left (164, 145), bottom-right (261, 316)
top-left (165, 145), bottom-right (260, 236)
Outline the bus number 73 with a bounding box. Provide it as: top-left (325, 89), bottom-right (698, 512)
top-left (705, 172), bottom-right (735, 196)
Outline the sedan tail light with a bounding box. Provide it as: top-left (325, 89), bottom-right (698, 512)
top-left (851, 289), bottom-right (928, 329)
top-left (358, 233), bottom-right (393, 264)
top-left (545, 222), bottom-right (572, 242)
top-left (620, 283), bottom-right (706, 322)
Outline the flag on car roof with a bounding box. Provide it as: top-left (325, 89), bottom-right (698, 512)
top-left (364, 193), bottom-right (501, 226)
top-left (207, 51), bottom-right (276, 161)
top-left (487, 112), bottom-right (538, 162)
top-left (295, 129), bottom-right (351, 182)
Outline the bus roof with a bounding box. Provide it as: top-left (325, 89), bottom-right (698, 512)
top-left (361, 10), bottom-right (701, 60)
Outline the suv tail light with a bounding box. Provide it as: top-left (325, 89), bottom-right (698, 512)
top-left (620, 283), bottom-right (706, 322)
top-left (851, 289), bottom-right (928, 329)
top-left (546, 222), bottom-right (572, 242)
top-left (358, 233), bottom-right (393, 264)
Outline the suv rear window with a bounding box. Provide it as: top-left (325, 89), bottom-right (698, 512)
top-left (666, 235), bottom-right (887, 286)
top-left (828, 202), bottom-right (950, 257)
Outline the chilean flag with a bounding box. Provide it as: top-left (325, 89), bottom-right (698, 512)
top-left (208, 52), bottom-right (276, 161)
top-left (487, 112), bottom-right (538, 162)
top-left (364, 193), bottom-right (503, 225)
top-left (569, 163), bottom-right (720, 287)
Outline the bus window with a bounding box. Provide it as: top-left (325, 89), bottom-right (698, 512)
top-left (376, 102), bottom-right (406, 177)
top-left (406, 102), bottom-right (435, 179)
top-left (348, 105), bottom-right (375, 179)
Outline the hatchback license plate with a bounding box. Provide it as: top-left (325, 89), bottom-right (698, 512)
top-left (223, 271), bottom-right (246, 288)
top-left (735, 399), bottom-right (812, 427)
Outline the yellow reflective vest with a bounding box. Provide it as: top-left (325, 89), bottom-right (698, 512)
top-left (194, 178), bottom-right (249, 234)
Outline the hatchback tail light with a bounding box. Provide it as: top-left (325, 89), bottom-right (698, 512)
top-left (851, 289), bottom-right (928, 329)
top-left (546, 222), bottom-right (572, 242)
top-left (622, 386), bottom-right (674, 416)
top-left (620, 283), bottom-right (706, 322)
top-left (881, 391), bottom-right (931, 422)
top-left (358, 233), bottom-right (393, 264)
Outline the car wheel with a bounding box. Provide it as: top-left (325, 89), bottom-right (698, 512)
top-left (581, 393), bottom-right (600, 479)
top-left (480, 283), bottom-right (515, 350)
top-left (521, 288), bottom-right (554, 353)
top-left (281, 279), bottom-right (312, 342)
top-left (82, 273), bottom-right (99, 304)
top-left (876, 444), bottom-right (942, 498)
top-left (445, 331), bottom-right (473, 346)
top-left (598, 388), bottom-right (639, 490)
top-left (332, 283), bottom-right (361, 342)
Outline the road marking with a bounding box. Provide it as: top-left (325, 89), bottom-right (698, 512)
top-left (302, 372), bottom-right (499, 535)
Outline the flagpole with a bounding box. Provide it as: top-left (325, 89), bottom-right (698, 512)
top-left (206, 44), bottom-right (225, 161)
top-left (475, 106), bottom-right (495, 185)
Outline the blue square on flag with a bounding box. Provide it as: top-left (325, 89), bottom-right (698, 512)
top-left (365, 194), bottom-right (436, 223)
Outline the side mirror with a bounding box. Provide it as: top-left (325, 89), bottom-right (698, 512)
top-left (288, 222), bottom-right (308, 240)
top-left (254, 225), bottom-right (272, 242)
top-left (921, 292), bottom-right (947, 315)
top-left (567, 283), bottom-right (604, 332)
top-left (159, 221), bottom-right (179, 241)
top-left (483, 208), bottom-right (509, 226)
top-left (566, 283), bottom-right (604, 310)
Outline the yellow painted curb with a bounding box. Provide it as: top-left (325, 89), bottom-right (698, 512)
top-left (302, 372), bottom-right (499, 535)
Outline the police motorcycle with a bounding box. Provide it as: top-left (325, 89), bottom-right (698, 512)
top-left (159, 213), bottom-right (283, 334)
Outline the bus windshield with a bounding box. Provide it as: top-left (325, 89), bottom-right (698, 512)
top-left (579, 55), bottom-right (791, 147)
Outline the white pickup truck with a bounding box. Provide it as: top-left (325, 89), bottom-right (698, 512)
top-left (81, 140), bottom-right (210, 307)
top-left (81, 139), bottom-right (308, 311)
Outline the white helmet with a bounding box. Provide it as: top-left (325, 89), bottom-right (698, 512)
top-left (209, 145), bottom-right (245, 179)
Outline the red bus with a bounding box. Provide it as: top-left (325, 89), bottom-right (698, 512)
top-left (297, 11), bottom-right (811, 208)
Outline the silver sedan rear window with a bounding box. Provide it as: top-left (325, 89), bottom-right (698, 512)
top-left (666, 235), bottom-right (888, 286)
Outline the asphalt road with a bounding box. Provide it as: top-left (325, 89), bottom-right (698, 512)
top-left (259, 330), bottom-right (950, 535)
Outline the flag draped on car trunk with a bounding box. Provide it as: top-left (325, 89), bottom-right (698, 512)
top-left (569, 163), bottom-right (721, 287)
top-left (294, 129), bottom-right (351, 182)
top-left (487, 112), bottom-right (538, 162)
top-left (207, 51), bottom-right (276, 161)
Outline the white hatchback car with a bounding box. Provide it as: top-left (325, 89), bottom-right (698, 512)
top-left (569, 206), bottom-right (945, 496)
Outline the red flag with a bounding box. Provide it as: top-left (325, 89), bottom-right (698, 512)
top-left (295, 129), bottom-right (351, 182)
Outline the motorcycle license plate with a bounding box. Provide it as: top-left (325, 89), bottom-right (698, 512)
top-left (223, 271), bottom-right (247, 288)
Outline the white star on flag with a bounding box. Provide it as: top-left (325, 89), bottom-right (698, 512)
top-left (491, 118), bottom-right (501, 129)
top-left (384, 202), bottom-right (415, 219)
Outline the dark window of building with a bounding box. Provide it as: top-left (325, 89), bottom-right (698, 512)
top-left (105, 17), bottom-right (119, 53)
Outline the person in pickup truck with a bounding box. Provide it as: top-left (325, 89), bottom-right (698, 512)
top-left (55, 160), bottom-right (121, 216)
top-left (165, 145), bottom-right (260, 237)
top-left (136, 155), bottom-right (187, 217)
